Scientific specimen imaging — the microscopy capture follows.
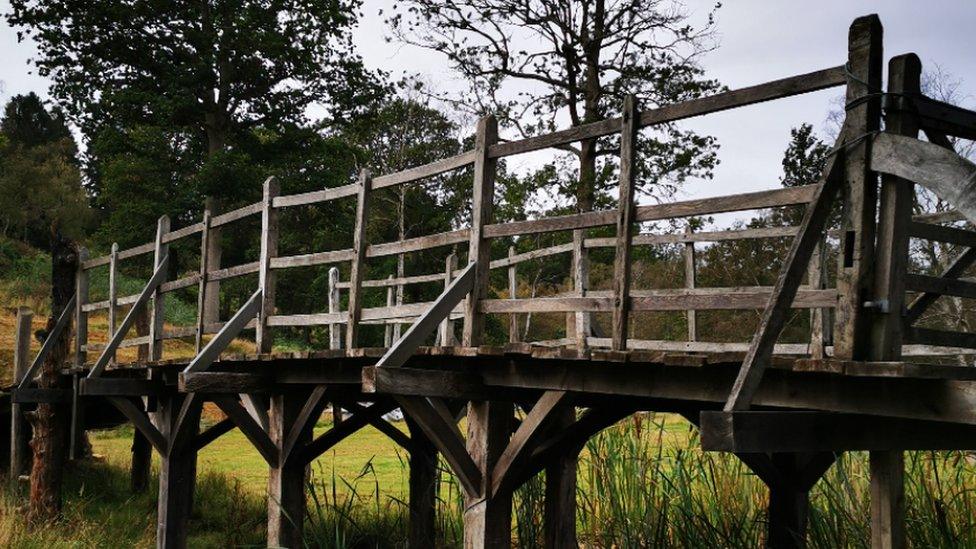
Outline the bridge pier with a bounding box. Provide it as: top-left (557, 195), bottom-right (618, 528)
top-left (544, 406), bottom-right (578, 549)
top-left (156, 393), bottom-right (201, 549)
top-left (267, 390), bottom-right (309, 548)
top-left (406, 417), bottom-right (438, 548)
top-left (464, 400), bottom-right (513, 549)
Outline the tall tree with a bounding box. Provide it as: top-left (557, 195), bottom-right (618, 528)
top-left (387, 0), bottom-right (722, 212)
top-left (8, 0), bottom-right (385, 157)
top-left (1, 92), bottom-right (71, 147)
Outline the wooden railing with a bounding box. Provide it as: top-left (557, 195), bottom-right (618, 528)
top-left (66, 59), bottom-right (976, 369)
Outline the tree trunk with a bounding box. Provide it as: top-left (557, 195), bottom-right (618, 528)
top-left (27, 228), bottom-right (76, 521)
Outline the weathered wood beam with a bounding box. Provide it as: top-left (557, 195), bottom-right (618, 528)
top-left (463, 115), bottom-right (499, 346)
top-left (212, 396), bottom-right (277, 465)
top-left (106, 397), bottom-right (167, 455)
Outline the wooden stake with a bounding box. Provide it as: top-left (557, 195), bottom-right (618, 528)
top-left (75, 247), bottom-right (89, 367)
top-left (328, 267), bottom-right (341, 350)
top-left (202, 197), bottom-right (222, 326)
top-left (10, 307), bottom-right (32, 479)
top-left (195, 204), bottom-right (213, 353)
top-left (684, 227), bottom-right (697, 342)
top-left (108, 243), bottom-right (119, 364)
top-left (149, 216), bottom-right (170, 361)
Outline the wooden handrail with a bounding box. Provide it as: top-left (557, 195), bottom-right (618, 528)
top-left (184, 289), bottom-right (263, 373)
top-left (87, 255), bottom-right (170, 378)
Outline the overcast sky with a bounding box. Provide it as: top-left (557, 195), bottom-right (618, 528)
top-left (1, 0), bottom-right (973, 226)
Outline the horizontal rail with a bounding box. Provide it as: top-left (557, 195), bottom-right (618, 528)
top-left (366, 229), bottom-right (469, 258)
top-left (337, 272), bottom-right (447, 289)
top-left (210, 261), bottom-right (260, 281)
top-left (488, 65), bottom-right (845, 158)
top-left (913, 94), bottom-right (976, 141)
top-left (211, 202), bottom-right (262, 227)
top-left (373, 151), bottom-right (476, 189)
top-left (271, 249), bottom-right (355, 270)
top-left (908, 222), bottom-right (976, 248)
top-left (161, 222), bottom-right (204, 244)
top-left (905, 327), bottom-right (976, 350)
top-left (272, 183), bottom-right (359, 209)
top-left (905, 274), bottom-right (976, 300)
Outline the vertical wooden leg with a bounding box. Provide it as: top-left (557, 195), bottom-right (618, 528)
top-left (767, 480), bottom-right (808, 549)
top-left (544, 406), bottom-right (577, 549)
top-left (464, 400), bottom-right (513, 549)
top-left (156, 394), bottom-right (200, 549)
top-left (131, 429), bottom-right (152, 493)
top-left (268, 392), bottom-right (307, 549)
top-left (407, 417), bottom-right (437, 548)
top-left (870, 451), bottom-right (905, 549)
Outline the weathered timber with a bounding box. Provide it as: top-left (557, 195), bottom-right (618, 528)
top-left (149, 216), bottom-right (170, 361)
top-left (184, 289), bottom-right (262, 373)
top-left (10, 307), bottom-right (32, 478)
top-left (463, 116), bottom-right (498, 346)
top-left (611, 96), bottom-right (639, 351)
top-left (257, 177), bottom-right (279, 353)
top-left (346, 170), bottom-right (372, 349)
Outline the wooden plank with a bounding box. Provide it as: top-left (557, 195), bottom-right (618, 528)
top-left (480, 297), bottom-right (613, 314)
top-left (491, 391), bottom-right (572, 497)
top-left (271, 182), bottom-right (359, 208)
top-left (700, 411), bottom-right (976, 452)
top-left (160, 274), bottom-right (200, 293)
top-left (586, 337), bottom-right (813, 355)
top-left (208, 261), bottom-right (260, 281)
top-left (184, 289), bottom-right (262, 373)
top-left (195, 206), bottom-right (212, 352)
top-left (328, 267), bottom-right (342, 349)
top-left (338, 272), bottom-right (447, 289)
top-left (905, 248), bottom-right (976, 324)
top-left (257, 177), bottom-right (279, 353)
top-left (612, 96), bottom-right (639, 351)
top-left (635, 185), bottom-right (817, 223)
top-left (86, 257), bottom-right (168, 377)
top-left (178, 372), bottom-right (271, 393)
top-left (149, 216), bottom-right (170, 361)
top-left (116, 241), bottom-right (156, 261)
top-left (490, 242), bottom-right (573, 270)
top-left (346, 170), bottom-right (372, 349)
top-left (462, 115), bottom-right (498, 346)
top-left (107, 397), bottom-right (167, 454)
top-left (487, 66), bottom-right (845, 158)
top-left (75, 247), bottom-right (89, 366)
top-left (907, 222), bottom-right (976, 248)
top-left (631, 289), bottom-right (837, 310)
top-left (161, 221), bottom-right (204, 244)
top-left (363, 364), bottom-right (487, 400)
top-left (913, 93), bottom-right (976, 141)
top-left (212, 395), bottom-right (277, 465)
top-left (366, 229), bottom-right (469, 258)
top-left (484, 209), bottom-right (615, 239)
top-left (269, 248), bottom-right (355, 270)
top-left (375, 263), bottom-right (476, 368)
top-left (724, 127), bottom-right (848, 411)
top-left (267, 312), bottom-right (347, 327)
top-left (10, 307), bottom-right (32, 477)
top-left (211, 201), bottom-right (262, 227)
top-left (373, 150), bottom-right (476, 188)
top-left (871, 132), bottom-right (976, 226)
top-left (905, 327), bottom-right (976, 350)
top-left (905, 274), bottom-right (976, 299)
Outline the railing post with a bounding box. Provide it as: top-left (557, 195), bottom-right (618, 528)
top-left (108, 243), bottom-right (119, 364)
top-left (833, 14), bottom-right (883, 361)
top-left (202, 197), bottom-right (222, 326)
top-left (808, 240), bottom-right (827, 359)
top-left (440, 253), bottom-right (458, 346)
top-left (385, 275), bottom-right (395, 347)
top-left (394, 254), bottom-right (404, 342)
top-left (508, 246), bottom-right (519, 344)
top-left (149, 216), bottom-right (170, 361)
top-left (257, 177), bottom-right (280, 354)
top-left (866, 52), bottom-right (921, 549)
top-left (611, 95), bottom-right (639, 351)
top-left (463, 115), bottom-right (498, 347)
top-left (75, 247), bottom-right (89, 366)
top-left (10, 306), bottom-right (32, 479)
top-left (346, 170), bottom-right (372, 350)
top-left (328, 267), bottom-right (341, 349)
top-left (684, 227), bottom-right (697, 343)
top-left (195, 204), bottom-right (213, 353)
top-left (572, 230), bottom-right (590, 351)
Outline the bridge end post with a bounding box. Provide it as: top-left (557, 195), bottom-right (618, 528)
top-left (156, 393), bottom-right (201, 549)
top-left (406, 417), bottom-right (438, 548)
top-left (267, 389), bottom-right (309, 548)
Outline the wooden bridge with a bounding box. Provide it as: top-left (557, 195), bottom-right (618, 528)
top-left (8, 13), bottom-right (976, 549)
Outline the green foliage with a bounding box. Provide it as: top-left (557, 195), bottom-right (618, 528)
top-left (0, 92), bottom-right (71, 147)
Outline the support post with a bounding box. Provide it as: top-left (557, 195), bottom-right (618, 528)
top-left (346, 170), bottom-right (372, 349)
top-left (267, 391), bottom-right (308, 548)
top-left (441, 253), bottom-right (459, 345)
top-left (385, 275), bottom-right (395, 347)
top-left (611, 95), bottom-right (639, 351)
top-left (406, 417), bottom-right (437, 548)
top-left (257, 177), bottom-right (280, 353)
top-left (572, 230), bottom-right (590, 352)
top-left (75, 247), bottom-right (89, 367)
top-left (149, 216), bottom-right (170, 361)
top-left (195, 203), bottom-right (213, 353)
top-left (108, 243), bottom-right (119, 364)
top-left (766, 454), bottom-right (810, 549)
top-left (464, 400), bottom-right (513, 548)
top-left (10, 306), bottom-right (32, 479)
top-left (463, 115), bottom-right (499, 347)
top-left (684, 227), bottom-right (697, 342)
top-left (328, 267), bottom-right (341, 349)
top-left (865, 53), bottom-right (921, 549)
top-left (544, 405), bottom-right (577, 548)
top-left (130, 429), bottom-right (151, 493)
top-left (833, 14), bottom-right (883, 360)
top-left (156, 394), bottom-right (201, 549)
top-left (808, 241), bottom-right (827, 359)
top-left (508, 247), bottom-right (519, 344)
top-left (202, 197), bottom-right (222, 326)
